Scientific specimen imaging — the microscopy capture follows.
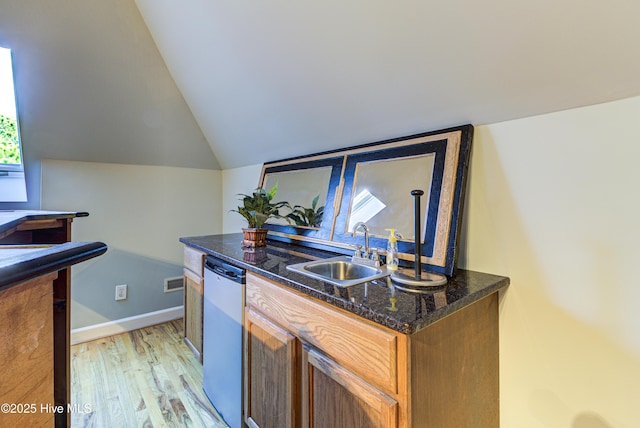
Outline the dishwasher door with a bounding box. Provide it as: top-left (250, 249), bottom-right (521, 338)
top-left (203, 256), bottom-right (245, 428)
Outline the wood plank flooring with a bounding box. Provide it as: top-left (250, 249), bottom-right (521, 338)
top-left (70, 320), bottom-right (228, 428)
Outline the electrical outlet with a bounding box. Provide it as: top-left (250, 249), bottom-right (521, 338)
top-left (115, 284), bottom-right (127, 301)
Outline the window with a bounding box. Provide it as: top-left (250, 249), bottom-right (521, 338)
top-left (0, 47), bottom-right (21, 169)
top-left (0, 46), bottom-right (27, 202)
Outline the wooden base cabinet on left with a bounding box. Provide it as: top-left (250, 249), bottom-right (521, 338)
top-left (183, 246), bottom-right (205, 361)
top-left (0, 272), bottom-right (57, 427)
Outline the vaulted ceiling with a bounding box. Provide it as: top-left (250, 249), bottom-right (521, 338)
top-left (1, 0), bottom-right (219, 171)
top-left (135, 0), bottom-right (640, 169)
top-left (2, 1), bottom-right (639, 172)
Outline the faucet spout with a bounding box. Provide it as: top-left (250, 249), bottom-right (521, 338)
top-left (352, 222), bottom-right (370, 255)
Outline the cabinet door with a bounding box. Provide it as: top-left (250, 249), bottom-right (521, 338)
top-left (245, 308), bottom-right (299, 428)
top-left (183, 268), bottom-right (203, 359)
top-left (0, 273), bottom-right (56, 427)
top-left (303, 345), bottom-right (398, 428)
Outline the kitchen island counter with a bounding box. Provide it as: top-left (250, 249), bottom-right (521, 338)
top-left (0, 210), bottom-right (104, 428)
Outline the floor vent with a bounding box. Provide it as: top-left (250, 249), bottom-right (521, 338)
top-left (164, 276), bottom-right (184, 293)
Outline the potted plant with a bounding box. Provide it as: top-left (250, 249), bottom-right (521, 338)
top-left (285, 195), bottom-right (324, 228)
top-left (233, 184), bottom-right (288, 247)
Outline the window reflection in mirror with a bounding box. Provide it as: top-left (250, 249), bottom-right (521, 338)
top-left (263, 166), bottom-right (333, 229)
top-left (346, 154), bottom-right (434, 240)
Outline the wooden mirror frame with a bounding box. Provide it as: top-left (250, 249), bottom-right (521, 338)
top-left (259, 124), bottom-right (473, 276)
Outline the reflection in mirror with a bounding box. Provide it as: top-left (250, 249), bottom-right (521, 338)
top-left (263, 166), bottom-right (332, 228)
top-left (346, 154), bottom-right (435, 240)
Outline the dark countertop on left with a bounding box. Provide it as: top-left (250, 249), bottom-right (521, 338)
top-left (0, 242), bottom-right (108, 291)
top-left (0, 210), bottom-right (106, 291)
top-left (0, 210), bottom-right (87, 237)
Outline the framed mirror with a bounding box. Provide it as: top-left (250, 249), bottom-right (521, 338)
top-left (344, 154), bottom-right (435, 238)
top-left (259, 155), bottom-right (344, 241)
top-left (260, 125), bottom-right (473, 276)
top-left (263, 166), bottom-right (332, 228)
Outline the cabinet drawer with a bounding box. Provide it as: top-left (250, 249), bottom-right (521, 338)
top-left (183, 246), bottom-right (205, 276)
top-left (246, 272), bottom-right (398, 394)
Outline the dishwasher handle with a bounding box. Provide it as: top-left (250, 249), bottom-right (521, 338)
top-left (205, 256), bottom-right (246, 284)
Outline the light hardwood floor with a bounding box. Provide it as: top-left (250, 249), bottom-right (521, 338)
top-left (71, 320), bottom-right (228, 427)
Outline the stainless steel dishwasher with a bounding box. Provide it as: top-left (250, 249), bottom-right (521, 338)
top-left (203, 255), bottom-right (245, 428)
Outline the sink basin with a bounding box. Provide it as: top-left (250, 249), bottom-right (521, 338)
top-left (286, 256), bottom-right (390, 287)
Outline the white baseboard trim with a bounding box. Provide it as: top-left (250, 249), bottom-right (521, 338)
top-left (71, 306), bottom-right (184, 345)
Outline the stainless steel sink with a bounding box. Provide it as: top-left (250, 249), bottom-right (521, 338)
top-left (286, 256), bottom-right (390, 287)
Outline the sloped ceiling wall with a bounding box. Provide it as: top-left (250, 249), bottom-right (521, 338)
top-left (135, 0), bottom-right (640, 169)
top-left (0, 0), bottom-right (219, 170)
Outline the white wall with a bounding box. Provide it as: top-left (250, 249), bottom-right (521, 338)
top-left (460, 96), bottom-right (640, 428)
top-left (42, 159), bottom-right (222, 328)
top-left (0, 173), bottom-right (27, 202)
top-left (42, 159), bottom-right (221, 263)
top-left (222, 164), bottom-right (263, 233)
top-left (219, 97), bottom-right (640, 427)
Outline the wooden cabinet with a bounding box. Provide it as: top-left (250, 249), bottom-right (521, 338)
top-left (0, 272), bottom-right (58, 427)
top-left (245, 272), bottom-right (401, 428)
top-left (183, 246), bottom-right (205, 361)
top-left (244, 308), bottom-right (298, 428)
top-left (0, 214), bottom-right (77, 428)
top-left (245, 271), bottom-right (499, 428)
top-left (302, 345), bottom-right (398, 428)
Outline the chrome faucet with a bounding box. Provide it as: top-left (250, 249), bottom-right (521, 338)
top-left (351, 222), bottom-right (385, 267)
top-left (352, 222), bottom-right (370, 256)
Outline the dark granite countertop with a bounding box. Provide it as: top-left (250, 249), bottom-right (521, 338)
top-left (180, 233), bottom-right (510, 335)
top-left (0, 210), bottom-right (88, 237)
top-left (0, 241), bottom-right (108, 291)
top-left (0, 210), bottom-right (105, 291)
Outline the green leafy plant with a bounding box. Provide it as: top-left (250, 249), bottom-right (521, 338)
top-left (0, 115), bottom-right (21, 164)
top-left (233, 183), bottom-right (288, 229)
top-left (285, 195), bottom-right (324, 228)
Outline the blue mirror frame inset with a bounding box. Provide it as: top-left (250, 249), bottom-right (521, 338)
top-left (333, 139), bottom-right (448, 258)
top-left (260, 156), bottom-right (344, 242)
